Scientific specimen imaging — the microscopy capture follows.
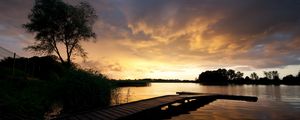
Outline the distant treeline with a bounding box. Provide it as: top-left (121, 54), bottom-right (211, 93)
top-left (140, 78), bottom-right (194, 83)
top-left (116, 78), bottom-right (194, 83)
top-left (196, 69), bottom-right (300, 85)
top-left (110, 80), bottom-right (150, 87)
top-left (110, 79), bottom-right (194, 87)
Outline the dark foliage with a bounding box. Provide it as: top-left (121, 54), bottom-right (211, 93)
top-left (111, 79), bottom-right (194, 87)
top-left (197, 69), bottom-right (243, 84)
top-left (0, 55), bottom-right (64, 81)
top-left (23, 0), bottom-right (97, 66)
top-left (56, 68), bottom-right (111, 113)
top-left (282, 74), bottom-right (300, 85)
top-left (196, 69), bottom-right (300, 85)
top-left (0, 56), bottom-right (112, 119)
top-left (111, 80), bottom-right (150, 87)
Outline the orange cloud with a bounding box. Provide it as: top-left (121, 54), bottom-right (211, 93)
top-left (1, 0), bottom-right (300, 79)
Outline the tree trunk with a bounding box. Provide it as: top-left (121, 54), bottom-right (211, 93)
top-left (66, 55), bottom-right (71, 68)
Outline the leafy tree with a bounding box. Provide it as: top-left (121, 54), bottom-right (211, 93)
top-left (282, 74), bottom-right (295, 81)
top-left (224, 69), bottom-right (243, 80)
top-left (263, 71), bottom-right (279, 80)
top-left (250, 72), bottom-right (259, 80)
top-left (23, 0), bottom-right (97, 66)
top-left (197, 69), bottom-right (246, 83)
top-left (235, 71), bottom-right (244, 79)
top-left (271, 71), bottom-right (280, 80)
top-left (226, 69), bottom-right (236, 80)
top-left (245, 76), bottom-right (251, 81)
top-left (264, 71), bottom-right (272, 79)
top-left (197, 69), bottom-right (228, 84)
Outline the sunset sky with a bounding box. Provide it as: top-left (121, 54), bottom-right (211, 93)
top-left (1, 0), bottom-right (300, 79)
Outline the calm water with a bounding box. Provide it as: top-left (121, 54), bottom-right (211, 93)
top-left (117, 83), bottom-right (300, 120)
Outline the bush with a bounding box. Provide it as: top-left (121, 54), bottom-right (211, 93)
top-left (0, 56), bottom-right (65, 81)
top-left (0, 68), bottom-right (112, 119)
top-left (56, 68), bottom-right (112, 113)
top-left (0, 80), bottom-right (54, 119)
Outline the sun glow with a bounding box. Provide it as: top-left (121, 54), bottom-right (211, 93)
top-left (1, 0), bottom-right (300, 80)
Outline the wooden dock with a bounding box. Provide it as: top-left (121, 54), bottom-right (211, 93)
top-left (56, 93), bottom-right (257, 120)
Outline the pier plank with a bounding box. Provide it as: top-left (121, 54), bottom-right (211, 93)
top-left (56, 93), bottom-right (257, 120)
top-left (88, 112), bottom-right (110, 120)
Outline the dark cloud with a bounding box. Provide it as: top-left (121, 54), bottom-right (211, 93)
top-left (1, 0), bottom-right (300, 73)
top-left (112, 0), bottom-right (300, 68)
top-left (204, 0), bottom-right (300, 37)
top-left (0, 0), bottom-right (33, 25)
top-left (119, 0), bottom-right (300, 38)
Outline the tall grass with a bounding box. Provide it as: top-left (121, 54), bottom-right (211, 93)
top-left (0, 68), bottom-right (112, 119)
top-left (56, 68), bottom-right (112, 113)
top-left (0, 79), bottom-right (55, 119)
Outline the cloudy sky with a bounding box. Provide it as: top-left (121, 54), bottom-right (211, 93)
top-left (1, 0), bottom-right (300, 79)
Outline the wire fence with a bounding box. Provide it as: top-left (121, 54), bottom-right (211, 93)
top-left (0, 46), bottom-right (21, 60)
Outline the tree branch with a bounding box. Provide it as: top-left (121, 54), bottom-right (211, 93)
top-left (52, 35), bottom-right (64, 63)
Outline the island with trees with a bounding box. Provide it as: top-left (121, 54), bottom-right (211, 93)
top-left (196, 68), bottom-right (300, 85)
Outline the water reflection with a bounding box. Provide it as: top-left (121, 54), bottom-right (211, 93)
top-left (116, 83), bottom-right (300, 119)
top-left (118, 83), bottom-right (300, 102)
top-left (170, 100), bottom-right (300, 120)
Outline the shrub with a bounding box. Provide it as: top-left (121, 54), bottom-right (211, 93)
top-left (56, 68), bottom-right (112, 113)
top-left (0, 68), bottom-right (112, 119)
top-left (0, 80), bottom-right (54, 119)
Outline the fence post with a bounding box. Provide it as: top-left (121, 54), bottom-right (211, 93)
top-left (12, 53), bottom-right (16, 77)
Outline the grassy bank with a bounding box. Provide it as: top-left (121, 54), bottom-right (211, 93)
top-left (0, 69), bottom-right (112, 119)
top-left (0, 56), bottom-right (113, 119)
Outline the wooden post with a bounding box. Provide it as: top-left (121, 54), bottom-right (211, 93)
top-left (12, 53), bottom-right (16, 77)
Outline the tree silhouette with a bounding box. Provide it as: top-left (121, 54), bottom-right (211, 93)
top-left (197, 69), bottom-right (246, 84)
top-left (271, 71), bottom-right (280, 80)
top-left (23, 0), bottom-right (97, 66)
top-left (235, 71), bottom-right (244, 80)
top-left (226, 69), bottom-right (236, 80)
top-left (264, 71), bottom-right (271, 79)
top-left (250, 72), bottom-right (259, 80)
top-left (197, 69), bottom-right (228, 84)
top-left (264, 71), bottom-right (279, 80)
top-left (282, 74), bottom-right (295, 81)
top-left (197, 69), bottom-right (300, 85)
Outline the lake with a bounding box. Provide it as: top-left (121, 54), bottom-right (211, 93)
top-left (116, 83), bottom-right (300, 120)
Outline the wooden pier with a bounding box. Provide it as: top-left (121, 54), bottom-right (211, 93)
top-left (56, 92), bottom-right (257, 120)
